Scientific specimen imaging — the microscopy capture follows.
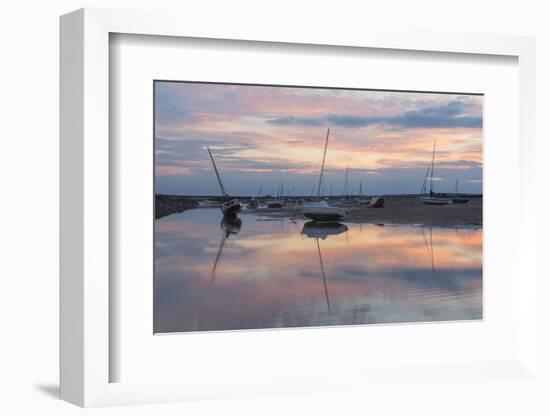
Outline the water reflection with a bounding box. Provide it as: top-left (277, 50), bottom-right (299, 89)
top-left (210, 215), bottom-right (242, 287)
top-left (154, 208), bottom-right (482, 333)
top-left (301, 222), bottom-right (349, 312)
top-left (301, 221), bottom-right (348, 240)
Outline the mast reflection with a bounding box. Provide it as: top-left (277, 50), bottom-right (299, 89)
top-left (209, 215), bottom-right (242, 287)
top-left (301, 221), bottom-right (348, 311)
top-left (421, 227), bottom-right (436, 280)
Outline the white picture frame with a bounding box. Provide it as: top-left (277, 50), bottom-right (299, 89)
top-left (60, 7), bottom-right (537, 407)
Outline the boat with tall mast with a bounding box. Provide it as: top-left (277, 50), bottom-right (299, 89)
top-left (302, 129), bottom-right (347, 221)
top-left (419, 140), bottom-right (453, 205)
top-left (452, 178), bottom-right (469, 204)
top-left (206, 145), bottom-right (242, 216)
top-left (340, 166), bottom-right (361, 206)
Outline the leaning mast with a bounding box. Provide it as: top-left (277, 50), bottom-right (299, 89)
top-left (316, 128), bottom-right (331, 198)
top-left (207, 145), bottom-right (228, 197)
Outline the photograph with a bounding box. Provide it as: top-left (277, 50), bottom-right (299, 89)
top-left (154, 81), bottom-right (483, 334)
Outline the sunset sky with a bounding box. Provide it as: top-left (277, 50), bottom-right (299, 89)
top-left (154, 81), bottom-right (483, 196)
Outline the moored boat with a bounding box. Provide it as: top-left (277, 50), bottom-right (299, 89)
top-left (302, 128), bottom-right (348, 222)
top-left (246, 198), bottom-right (259, 209)
top-left (419, 196), bottom-right (453, 205)
top-left (368, 196), bottom-right (385, 208)
top-left (197, 199), bottom-right (221, 208)
top-left (221, 198), bottom-right (242, 215)
top-left (303, 200), bottom-right (347, 221)
top-left (418, 140), bottom-right (454, 205)
top-left (452, 197), bottom-right (469, 204)
top-left (452, 179), bottom-right (470, 204)
top-left (266, 200), bottom-right (284, 209)
top-left (206, 145), bottom-right (242, 216)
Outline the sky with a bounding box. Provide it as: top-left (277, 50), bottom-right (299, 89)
top-left (154, 81), bottom-right (483, 196)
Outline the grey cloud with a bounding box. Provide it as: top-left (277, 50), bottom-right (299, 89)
top-left (266, 99), bottom-right (482, 129)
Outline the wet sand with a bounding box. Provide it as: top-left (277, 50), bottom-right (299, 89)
top-left (243, 197), bottom-right (482, 228)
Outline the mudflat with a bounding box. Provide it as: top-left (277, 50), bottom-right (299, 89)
top-left (243, 197), bottom-right (482, 228)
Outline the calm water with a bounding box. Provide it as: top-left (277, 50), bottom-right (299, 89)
top-left (154, 208), bottom-right (482, 333)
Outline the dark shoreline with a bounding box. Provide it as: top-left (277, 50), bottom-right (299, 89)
top-left (155, 194), bottom-right (198, 219)
top-left (155, 195), bottom-right (482, 228)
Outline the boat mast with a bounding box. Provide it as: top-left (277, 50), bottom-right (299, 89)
top-left (455, 178), bottom-right (459, 194)
top-left (206, 145), bottom-right (228, 197)
top-left (343, 166), bottom-right (349, 199)
top-left (420, 165), bottom-right (431, 194)
top-left (429, 140), bottom-right (436, 194)
top-left (316, 128), bottom-right (330, 198)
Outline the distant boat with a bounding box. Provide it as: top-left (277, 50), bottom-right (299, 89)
top-left (197, 199), bottom-right (221, 208)
top-left (303, 199), bottom-right (347, 221)
top-left (340, 198), bottom-right (361, 206)
top-left (419, 140), bottom-right (453, 205)
top-left (266, 201), bottom-right (284, 209)
top-left (302, 129), bottom-right (348, 222)
top-left (339, 167), bottom-right (361, 205)
top-left (419, 195), bottom-right (453, 205)
top-left (247, 198), bottom-right (259, 209)
top-left (206, 145), bottom-right (242, 216)
top-left (368, 196), bottom-right (385, 208)
top-left (452, 178), bottom-right (470, 204)
top-left (452, 197), bottom-right (469, 204)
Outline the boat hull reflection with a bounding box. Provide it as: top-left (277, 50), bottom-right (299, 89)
top-left (221, 215), bottom-right (242, 234)
top-left (301, 221), bottom-right (348, 239)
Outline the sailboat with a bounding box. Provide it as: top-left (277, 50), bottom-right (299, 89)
top-left (340, 167), bottom-right (361, 206)
top-left (247, 184), bottom-right (262, 209)
top-left (302, 129), bottom-right (348, 221)
top-left (206, 145), bottom-right (242, 216)
top-left (452, 178), bottom-right (469, 204)
top-left (419, 140), bottom-right (453, 205)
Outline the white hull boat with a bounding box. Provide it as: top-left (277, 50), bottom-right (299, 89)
top-left (303, 200), bottom-right (347, 221)
top-left (197, 200), bottom-right (221, 208)
top-left (418, 140), bottom-right (453, 206)
top-left (221, 198), bottom-right (242, 216)
top-left (302, 128), bottom-right (348, 222)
